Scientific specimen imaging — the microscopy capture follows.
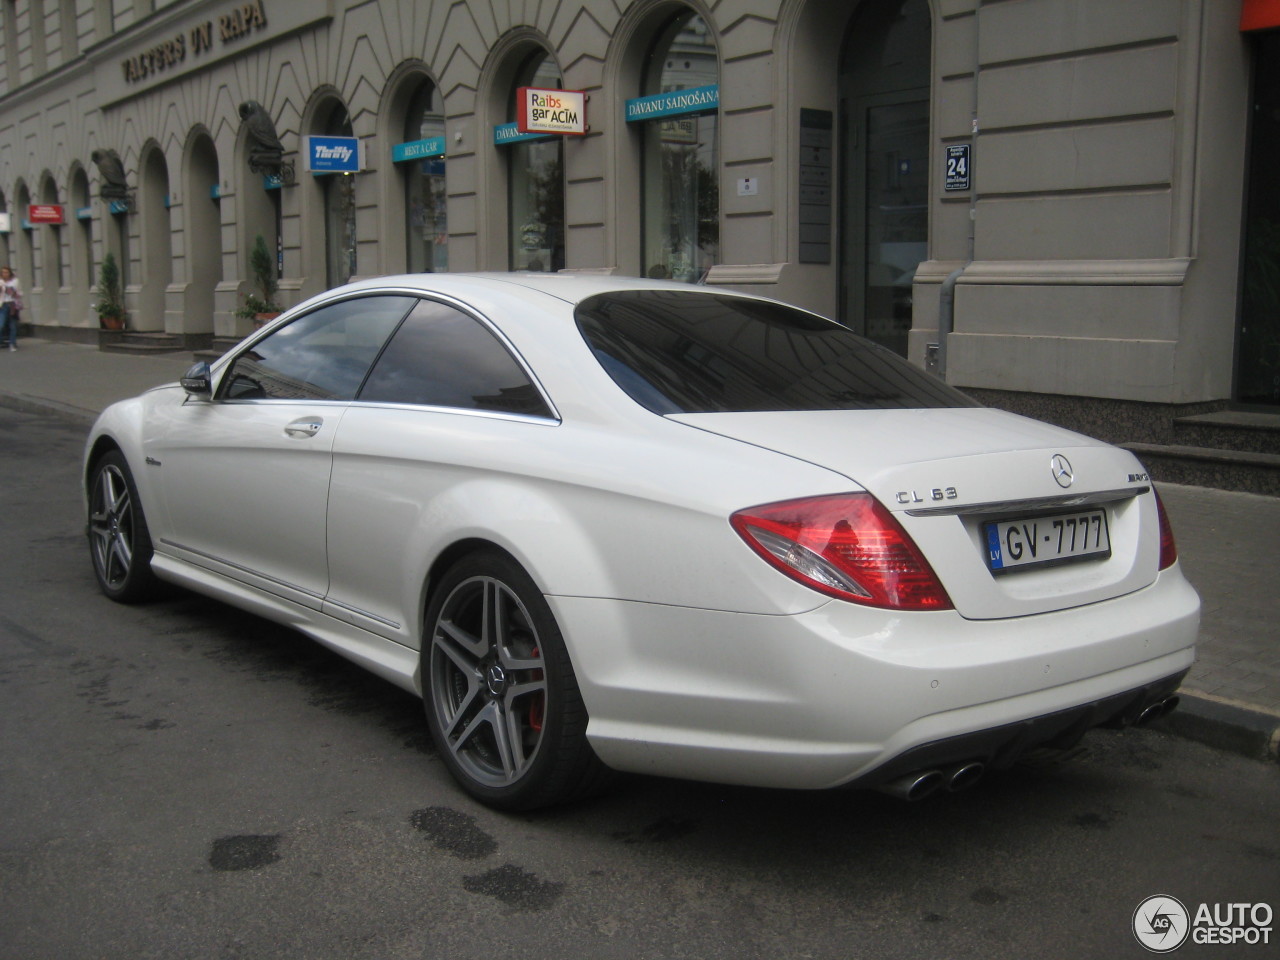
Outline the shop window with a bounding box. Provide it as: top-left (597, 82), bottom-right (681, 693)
top-left (639, 12), bottom-right (719, 282)
top-left (508, 52), bottom-right (564, 273)
top-left (400, 81), bottom-right (448, 273)
top-left (318, 103), bottom-right (357, 288)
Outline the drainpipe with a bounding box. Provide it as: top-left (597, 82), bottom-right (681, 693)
top-left (927, 5), bottom-right (981, 381)
top-left (928, 267), bottom-right (964, 378)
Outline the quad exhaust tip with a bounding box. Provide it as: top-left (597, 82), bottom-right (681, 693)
top-left (876, 762), bottom-right (985, 801)
top-left (1135, 695), bottom-right (1181, 726)
top-left (872, 695), bottom-right (1184, 803)
top-left (877, 769), bottom-right (946, 802)
top-left (945, 761), bottom-right (985, 792)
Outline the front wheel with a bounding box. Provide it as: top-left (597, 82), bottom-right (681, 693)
top-left (422, 551), bottom-right (611, 810)
top-left (87, 450), bottom-right (162, 603)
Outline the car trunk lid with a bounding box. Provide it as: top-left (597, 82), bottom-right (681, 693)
top-left (670, 408), bottom-right (1160, 620)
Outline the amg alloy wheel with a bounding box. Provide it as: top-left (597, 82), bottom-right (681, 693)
top-left (88, 450), bottom-right (161, 603)
top-left (423, 551), bottom-right (609, 809)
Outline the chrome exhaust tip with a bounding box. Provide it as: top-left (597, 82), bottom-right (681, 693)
top-left (1136, 694), bottom-right (1181, 726)
top-left (1136, 702), bottom-right (1166, 725)
top-left (876, 769), bottom-right (945, 802)
top-left (945, 761), bottom-right (985, 792)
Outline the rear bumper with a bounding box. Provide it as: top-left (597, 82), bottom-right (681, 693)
top-left (850, 668), bottom-right (1187, 789)
top-left (551, 565), bottom-right (1199, 790)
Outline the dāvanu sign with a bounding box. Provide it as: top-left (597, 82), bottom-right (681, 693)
top-left (625, 85), bottom-right (719, 123)
top-left (516, 88), bottom-right (588, 136)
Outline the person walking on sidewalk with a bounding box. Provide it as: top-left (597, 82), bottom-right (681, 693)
top-left (0, 266), bottom-right (21, 351)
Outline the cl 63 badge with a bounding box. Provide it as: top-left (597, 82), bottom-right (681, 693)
top-left (896, 487), bottom-right (958, 505)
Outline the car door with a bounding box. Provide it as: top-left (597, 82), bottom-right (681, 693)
top-left (323, 296), bottom-right (557, 646)
top-left (143, 295), bottom-right (415, 609)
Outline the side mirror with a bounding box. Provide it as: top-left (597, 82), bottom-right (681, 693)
top-left (180, 361), bottom-right (213, 400)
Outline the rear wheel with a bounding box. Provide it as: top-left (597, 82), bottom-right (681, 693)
top-left (422, 551), bottom-right (610, 810)
top-left (87, 450), bottom-right (162, 603)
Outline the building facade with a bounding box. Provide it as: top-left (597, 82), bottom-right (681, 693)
top-left (0, 0), bottom-right (1275, 444)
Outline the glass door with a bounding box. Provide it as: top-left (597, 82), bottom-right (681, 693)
top-left (1238, 30), bottom-right (1280, 405)
top-left (844, 96), bottom-right (929, 355)
top-left (838, 0), bottom-right (930, 357)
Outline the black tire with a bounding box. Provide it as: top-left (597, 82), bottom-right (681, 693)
top-left (422, 550), bottom-right (612, 810)
top-left (87, 449), bottom-right (163, 603)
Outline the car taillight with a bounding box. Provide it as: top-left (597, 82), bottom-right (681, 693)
top-left (1154, 489), bottom-right (1178, 570)
top-left (730, 493), bottom-right (953, 610)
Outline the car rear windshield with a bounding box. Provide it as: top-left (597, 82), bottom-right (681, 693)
top-left (575, 289), bottom-right (979, 414)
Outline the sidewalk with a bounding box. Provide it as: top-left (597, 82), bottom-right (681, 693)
top-left (3, 336), bottom-right (1278, 763)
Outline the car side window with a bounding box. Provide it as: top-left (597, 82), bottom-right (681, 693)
top-left (358, 298), bottom-right (552, 417)
top-left (220, 296), bottom-right (415, 401)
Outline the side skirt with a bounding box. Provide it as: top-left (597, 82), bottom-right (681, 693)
top-left (149, 552), bottom-right (423, 697)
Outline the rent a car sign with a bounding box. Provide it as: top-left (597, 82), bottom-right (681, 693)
top-left (516, 87), bottom-right (587, 136)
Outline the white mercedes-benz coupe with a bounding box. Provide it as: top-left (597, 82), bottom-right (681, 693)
top-left (85, 273), bottom-right (1198, 809)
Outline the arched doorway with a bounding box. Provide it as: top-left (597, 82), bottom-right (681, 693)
top-left (314, 100), bottom-right (357, 288)
top-left (839, 0), bottom-right (931, 356)
top-left (184, 130), bottom-right (222, 333)
top-left (238, 106), bottom-right (283, 333)
top-left (38, 174), bottom-right (62, 323)
top-left (0, 188), bottom-right (9, 268)
top-left (638, 9), bottom-right (719, 282)
top-left (139, 145), bottom-right (172, 331)
top-left (400, 78), bottom-right (448, 273)
top-left (69, 167), bottom-right (93, 325)
top-left (13, 182), bottom-right (34, 308)
top-left (507, 49), bottom-right (565, 272)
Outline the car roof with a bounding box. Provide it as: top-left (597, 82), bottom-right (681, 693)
top-left (335, 271), bottom-right (789, 310)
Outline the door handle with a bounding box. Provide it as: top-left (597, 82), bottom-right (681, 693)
top-left (284, 417), bottom-right (323, 438)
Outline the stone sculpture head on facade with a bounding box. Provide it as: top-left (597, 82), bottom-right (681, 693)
top-left (91, 149), bottom-right (130, 200)
top-left (240, 100), bottom-right (284, 174)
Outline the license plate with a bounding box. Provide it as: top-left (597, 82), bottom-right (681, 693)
top-left (984, 509), bottom-right (1110, 574)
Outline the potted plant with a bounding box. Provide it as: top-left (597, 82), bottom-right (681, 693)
top-left (96, 252), bottom-right (127, 330)
top-left (235, 233), bottom-right (281, 328)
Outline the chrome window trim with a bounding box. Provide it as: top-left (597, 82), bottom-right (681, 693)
top-left (343, 400), bottom-right (560, 426)
top-left (212, 287), bottom-right (562, 422)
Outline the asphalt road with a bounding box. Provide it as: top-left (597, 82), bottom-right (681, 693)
top-left (1, 407), bottom-right (1277, 960)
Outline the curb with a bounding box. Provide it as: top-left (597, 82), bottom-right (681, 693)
top-left (1152, 690), bottom-right (1280, 764)
top-left (0, 391), bottom-right (99, 424)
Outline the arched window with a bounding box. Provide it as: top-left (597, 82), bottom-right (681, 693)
top-left (317, 102), bottom-right (357, 287)
top-left (70, 169), bottom-right (93, 303)
top-left (39, 176), bottom-right (63, 296)
top-left (14, 184), bottom-right (35, 301)
top-left (0, 190), bottom-right (9, 268)
top-left (508, 51), bottom-right (564, 273)
top-left (639, 12), bottom-right (719, 282)
top-left (402, 80), bottom-right (447, 273)
top-left (140, 147), bottom-right (172, 331)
